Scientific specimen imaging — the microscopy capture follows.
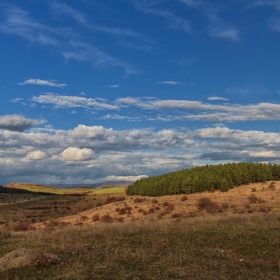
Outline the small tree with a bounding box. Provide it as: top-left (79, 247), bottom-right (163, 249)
top-left (220, 178), bottom-right (229, 192)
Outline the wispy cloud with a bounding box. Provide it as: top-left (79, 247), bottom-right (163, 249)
top-left (208, 25), bottom-right (240, 41)
top-left (0, 5), bottom-right (139, 75)
top-left (132, 0), bottom-right (191, 33)
top-left (32, 93), bottom-right (118, 110)
top-left (63, 41), bottom-right (138, 75)
top-left (19, 79), bottom-right (67, 88)
top-left (51, 1), bottom-right (88, 25)
top-left (116, 97), bottom-right (280, 122)
top-left (0, 5), bottom-right (59, 45)
top-left (208, 97), bottom-right (229, 101)
top-left (0, 115), bottom-right (45, 132)
top-left (158, 81), bottom-right (184, 85)
top-left (179, 0), bottom-right (240, 41)
top-left (103, 85), bottom-right (120, 88)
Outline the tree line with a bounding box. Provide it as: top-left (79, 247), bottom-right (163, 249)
top-left (126, 162), bottom-right (280, 196)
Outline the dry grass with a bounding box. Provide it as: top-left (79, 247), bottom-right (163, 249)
top-left (1, 181), bottom-right (280, 278)
top-left (1, 213), bottom-right (280, 279)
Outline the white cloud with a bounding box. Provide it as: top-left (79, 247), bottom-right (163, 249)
top-left (0, 115), bottom-right (45, 132)
top-left (158, 81), bottom-right (184, 85)
top-left (32, 93), bottom-right (118, 110)
top-left (103, 85), bottom-right (120, 88)
top-left (116, 97), bottom-right (280, 122)
top-left (25, 150), bottom-right (47, 161)
top-left (208, 26), bottom-right (240, 41)
top-left (105, 175), bottom-right (148, 181)
top-left (208, 97), bottom-right (229, 101)
top-left (53, 147), bottom-right (96, 161)
top-left (1, 124), bottom-right (280, 184)
top-left (19, 79), bottom-right (67, 88)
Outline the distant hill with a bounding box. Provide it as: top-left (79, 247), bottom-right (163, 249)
top-left (0, 185), bottom-right (54, 195)
top-left (52, 181), bottom-right (134, 189)
top-left (4, 181), bottom-right (134, 190)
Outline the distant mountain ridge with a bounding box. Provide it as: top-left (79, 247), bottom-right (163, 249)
top-left (52, 181), bottom-right (134, 189)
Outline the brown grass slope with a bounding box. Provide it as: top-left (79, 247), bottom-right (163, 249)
top-left (0, 181), bottom-right (280, 279)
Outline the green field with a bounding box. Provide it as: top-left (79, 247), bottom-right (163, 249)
top-left (4, 185), bottom-right (125, 196)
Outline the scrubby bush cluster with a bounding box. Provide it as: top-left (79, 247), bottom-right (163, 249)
top-left (126, 162), bottom-right (280, 196)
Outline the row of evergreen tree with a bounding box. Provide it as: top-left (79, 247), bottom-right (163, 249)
top-left (126, 162), bottom-right (280, 196)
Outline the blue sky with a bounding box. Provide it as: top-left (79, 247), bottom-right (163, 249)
top-left (1, 0), bottom-right (280, 185)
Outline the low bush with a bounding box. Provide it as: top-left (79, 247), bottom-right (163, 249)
top-left (92, 214), bottom-right (100, 222)
top-left (196, 197), bottom-right (221, 214)
top-left (181, 195), bottom-right (188, 201)
top-left (134, 198), bottom-right (144, 203)
top-left (171, 213), bottom-right (181, 218)
top-left (248, 194), bottom-right (265, 204)
top-left (9, 221), bottom-right (35, 231)
top-left (164, 204), bottom-right (175, 214)
top-left (99, 214), bottom-right (113, 223)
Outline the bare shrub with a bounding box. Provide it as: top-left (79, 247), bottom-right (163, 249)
top-left (116, 217), bottom-right (124, 223)
top-left (157, 212), bottom-right (165, 219)
top-left (106, 196), bottom-right (117, 204)
top-left (92, 214), bottom-right (100, 222)
top-left (268, 182), bottom-right (276, 190)
top-left (46, 219), bottom-right (59, 228)
top-left (181, 195), bottom-right (188, 201)
top-left (247, 194), bottom-right (258, 203)
top-left (116, 196), bottom-right (125, 202)
top-left (99, 214), bottom-right (113, 223)
top-left (9, 221), bottom-right (35, 231)
top-left (148, 207), bottom-right (155, 214)
top-left (164, 204), bottom-right (175, 214)
top-left (248, 194), bottom-right (265, 204)
top-left (134, 198), bottom-right (144, 203)
top-left (251, 187), bottom-right (257, 192)
top-left (197, 197), bottom-right (220, 214)
top-left (118, 206), bottom-right (132, 215)
top-left (259, 207), bottom-right (271, 213)
top-left (80, 215), bottom-right (88, 221)
top-left (151, 199), bottom-right (158, 204)
top-left (171, 213), bottom-right (181, 218)
top-left (162, 202), bottom-right (169, 207)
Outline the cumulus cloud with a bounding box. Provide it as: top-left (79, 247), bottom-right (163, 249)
top-left (19, 79), bottom-right (67, 88)
top-left (24, 150), bottom-right (47, 161)
top-left (53, 147), bottom-right (96, 161)
top-left (1, 124), bottom-right (280, 184)
top-left (0, 115), bottom-right (45, 132)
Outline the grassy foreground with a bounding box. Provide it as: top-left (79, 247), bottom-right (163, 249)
top-left (1, 213), bottom-right (280, 279)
